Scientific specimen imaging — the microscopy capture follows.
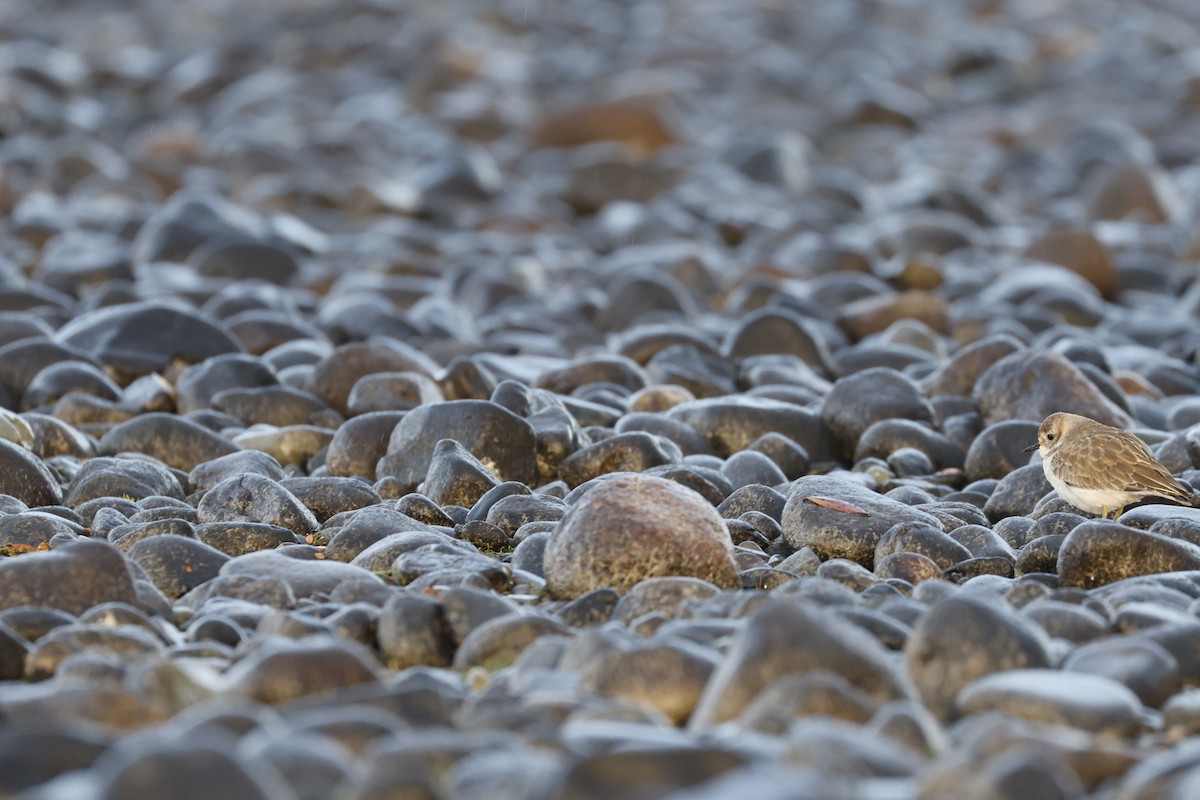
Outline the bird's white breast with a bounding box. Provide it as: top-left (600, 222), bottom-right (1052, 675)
top-left (1041, 456), bottom-right (1138, 515)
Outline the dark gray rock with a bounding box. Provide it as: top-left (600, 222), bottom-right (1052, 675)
top-left (957, 669), bottom-right (1146, 736)
top-left (781, 475), bottom-right (943, 566)
top-left (667, 397), bottom-right (835, 463)
top-left (98, 413), bottom-right (241, 472)
top-left (1059, 521), bottom-right (1200, 589)
top-left (126, 534), bottom-right (229, 598)
top-left (690, 599), bottom-right (906, 727)
top-left (0, 539), bottom-right (139, 614)
top-left (55, 301), bottom-right (243, 377)
top-left (983, 464), bottom-right (1055, 522)
top-left (421, 438), bottom-right (500, 508)
top-left (964, 420), bottom-right (1042, 482)
top-left (974, 350), bottom-right (1133, 428)
top-left (0, 438), bottom-right (62, 508)
top-left (188, 450), bottom-right (285, 494)
top-left (324, 411), bottom-right (405, 479)
top-left (220, 550), bottom-right (383, 599)
top-left (820, 368), bottom-right (935, 459)
top-left (377, 400), bottom-right (537, 488)
top-left (557, 431), bottom-right (681, 488)
top-left (197, 474), bottom-right (318, 538)
top-left (904, 593), bottom-right (1052, 720)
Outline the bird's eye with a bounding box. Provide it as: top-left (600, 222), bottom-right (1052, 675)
top-left (1046, 434), bottom-right (1055, 441)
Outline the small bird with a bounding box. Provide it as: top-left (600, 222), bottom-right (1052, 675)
top-left (1024, 412), bottom-right (1195, 519)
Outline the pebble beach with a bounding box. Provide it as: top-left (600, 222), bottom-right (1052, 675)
top-left (3, 0), bottom-right (1200, 797)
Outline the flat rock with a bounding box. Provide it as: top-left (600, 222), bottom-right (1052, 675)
top-left (98, 413), bottom-right (241, 472)
top-left (220, 550), bottom-right (384, 599)
top-left (781, 475), bottom-right (944, 566)
top-left (666, 397), bottom-right (835, 463)
top-left (0, 539), bottom-right (139, 614)
top-left (957, 669), bottom-right (1146, 735)
top-left (55, 301), bottom-right (242, 377)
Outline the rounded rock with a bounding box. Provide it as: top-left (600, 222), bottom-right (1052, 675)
top-left (544, 474), bottom-right (739, 599)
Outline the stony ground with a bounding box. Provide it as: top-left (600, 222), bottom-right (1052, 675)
top-left (2, 0), bottom-right (1200, 797)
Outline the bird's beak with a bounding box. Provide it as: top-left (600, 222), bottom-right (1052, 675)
top-left (1023, 443), bottom-right (1039, 452)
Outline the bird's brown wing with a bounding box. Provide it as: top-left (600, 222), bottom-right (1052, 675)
top-left (1051, 429), bottom-right (1192, 500)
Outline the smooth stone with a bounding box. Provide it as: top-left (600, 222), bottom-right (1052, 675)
top-left (666, 397), bottom-right (835, 463)
top-left (853, 418), bottom-right (965, 470)
top-left (421, 439), bottom-right (500, 509)
top-left (557, 432), bottom-right (681, 489)
top-left (213, 385), bottom-right (337, 428)
top-left (716, 484), bottom-right (787, 522)
top-left (738, 671), bottom-right (880, 732)
top-left (820, 368), bottom-right (935, 458)
top-left (324, 506), bottom-right (437, 562)
top-left (0, 539), bottom-right (139, 614)
top-left (276, 477), bottom-right (379, 523)
top-left (452, 613), bottom-right (573, 671)
top-left (719, 451), bottom-right (787, 490)
top-left (197, 474), bottom-right (318, 538)
top-left (612, 576), bottom-right (723, 625)
top-left (1062, 636), bottom-right (1182, 708)
top-left (220, 550), bottom-right (384, 599)
top-left (957, 669), bottom-right (1146, 735)
top-left (376, 400), bottom-right (537, 488)
top-left (24, 413), bottom-right (94, 460)
top-left (188, 450), bottom-right (285, 494)
top-left (175, 354), bottom-right (278, 415)
top-left (97, 413), bottom-right (241, 471)
top-left (346, 370), bottom-right (444, 415)
top-left (1023, 599), bottom-right (1109, 644)
top-left (1119, 504), bottom-right (1200, 530)
top-left (1024, 228), bottom-right (1118, 299)
top-left (689, 599), bottom-right (905, 727)
top-left (575, 635), bottom-right (719, 725)
top-left (615, 412), bottom-right (717, 457)
top-left (225, 639), bottom-right (379, 705)
top-left (964, 420), bottom-right (1042, 482)
top-left (0, 437), bottom-right (62, 507)
top-left (195, 522), bottom-right (303, 556)
top-left (55, 301), bottom-right (242, 376)
top-left (484, 494), bottom-right (565, 536)
top-left (324, 411), bottom-right (405, 479)
top-left (192, 240), bottom-right (298, 285)
top-left (305, 341), bottom-right (438, 414)
top-left (973, 350), bottom-right (1133, 428)
top-left (904, 593), bottom-right (1052, 720)
top-left (781, 475), bottom-right (944, 566)
top-left (22, 360), bottom-right (122, 410)
top-left (544, 474), bottom-right (739, 599)
top-left (875, 523), bottom-right (974, 570)
top-left (122, 534), bottom-right (228, 598)
top-left (983, 464), bottom-right (1055, 522)
top-left (1058, 521), bottom-right (1200, 589)
top-left (746, 432), bottom-right (811, 480)
top-left (376, 592), bottom-right (455, 670)
top-left (921, 338), bottom-right (1017, 400)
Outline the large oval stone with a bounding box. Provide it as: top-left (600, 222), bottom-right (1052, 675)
top-left (544, 474), bottom-right (739, 599)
